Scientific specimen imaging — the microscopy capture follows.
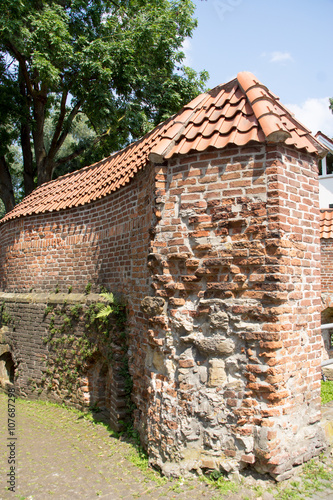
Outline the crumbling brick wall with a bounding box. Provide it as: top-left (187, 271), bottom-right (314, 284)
top-left (321, 238), bottom-right (333, 359)
top-left (0, 166), bottom-right (156, 440)
top-left (0, 143), bottom-right (325, 480)
top-left (0, 292), bottom-right (129, 430)
top-left (321, 238), bottom-right (333, 294)
top-left (144, 145), bottom-right (324, 479)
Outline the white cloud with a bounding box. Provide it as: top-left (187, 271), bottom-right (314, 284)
top-left (181, 38), bottom-right (192, 66)
top-left (286, 98), bottom-right (333, 137)
top-left (270, 51), bottom-right (293, 63)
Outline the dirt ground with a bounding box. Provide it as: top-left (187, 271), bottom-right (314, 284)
top-left (0, 392), bottom-right (333, 500)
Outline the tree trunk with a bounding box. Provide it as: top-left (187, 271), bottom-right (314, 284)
top-left (37, 156), bottom-right (55, 186)
top-left (0, 156), bottom-right (15, 213)
top-left (21, 122), bottom-right (35, 196)
top-left (32, 92), bottom-right (49, 186)
top-left (19, 70), bottom-right (35, 197)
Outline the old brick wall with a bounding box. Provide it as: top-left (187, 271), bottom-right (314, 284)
top-left (0, 166), bottom-right (154, 296)
top-left (261, 145), bottom-right (323, 477)
top-left (321, 238), bottom-right (333, 360)
top-left (144, 145), bottom-right (324, 479)
top-left (0, 143), bottom-right (325, 480)
top-left (321, 238), bottom-right (333, 293)
top-left (0, 292), bottom-right (130, 430)
top-left (0, 166), bottom-right (156, 439)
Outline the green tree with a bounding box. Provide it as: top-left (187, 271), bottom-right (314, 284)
top-left (0, 0), bottom-right (208, 212)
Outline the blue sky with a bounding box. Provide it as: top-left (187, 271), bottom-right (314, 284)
top-left (184, 0), bottom-right (333, 136)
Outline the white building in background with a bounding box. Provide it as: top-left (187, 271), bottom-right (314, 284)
top-left (316, 131), bottom-right (333, 208)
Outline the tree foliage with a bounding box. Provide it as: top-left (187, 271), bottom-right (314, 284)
top-left (0, 0), bottom-right (208, 212)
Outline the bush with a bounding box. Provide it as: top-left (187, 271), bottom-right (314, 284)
top-left (321, 380), bottom-right (333, 404)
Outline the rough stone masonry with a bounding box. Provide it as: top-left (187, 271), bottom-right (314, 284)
top-left (0, 73), bottom-right (327, 481)
top-left (142, 145), bottom-right (325, 480)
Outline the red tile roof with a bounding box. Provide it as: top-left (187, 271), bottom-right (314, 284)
top-left (320, 210), bottom-right (333, 238)
top-left (1, 71), bottom-right (326, 224)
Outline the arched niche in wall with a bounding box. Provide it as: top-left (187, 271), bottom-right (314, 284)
top-left (85, 355), bottom-right (111, 414)
top-left (0, 351), bottom-right (15, 387)
top-left (96, 362), bottom-right (108, 410)
top-left (83, 351), bottom-right (129, 431)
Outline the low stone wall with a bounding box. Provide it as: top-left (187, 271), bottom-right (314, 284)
top-left (0, 292), bottom-right (130, 431)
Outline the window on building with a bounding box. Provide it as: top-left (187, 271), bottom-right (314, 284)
top-left (327, 153), bottom-right (333, 175)
top-left (319, 160), bottom-right (322, 175)
top-left (319, 152), bottom-right (333, 176)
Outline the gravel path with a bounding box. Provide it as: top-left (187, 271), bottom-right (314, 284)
top-left (0, 392), bottom-right (332, 500)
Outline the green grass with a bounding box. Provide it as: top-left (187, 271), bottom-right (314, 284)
top-left (252, 484), bottom-right (263, 496)
top-left (302, 457), bottom-right (333, 482)
top-left (321, 380), bottom-right (333, 404)
top-left (275, 456), bottom-right (333, 500)
top-left (199, 471), bottom-right (239, 496)
top-left (126, 445), bottom-right (168, 486)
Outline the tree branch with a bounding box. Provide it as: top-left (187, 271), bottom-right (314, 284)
top-left (48, 90), bottom-right (68, 158)
top-left (54, 100), bottom-right (82, 154)
top-left (5, 41), bottom-right (35, 98)
top-left (0, 156), bottom-right (15, 212)
top-left (55, 133), bottom-right (103, 166)
top-left (55, 136), bottom-right (101, 166)
top-left (18, 67), bottom-right (35, 196)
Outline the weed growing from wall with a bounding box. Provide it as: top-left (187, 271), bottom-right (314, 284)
top-left (0, 301), bottom-right (12, 327)
top-left (39, 293), bottom-right (133, 428)
top-left (41, 302), bottom-right (92, 395)
top-left (84, 294), bottom-right (133, 424)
